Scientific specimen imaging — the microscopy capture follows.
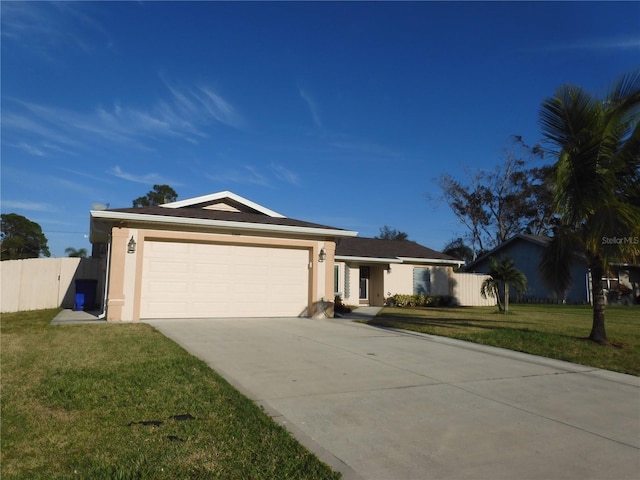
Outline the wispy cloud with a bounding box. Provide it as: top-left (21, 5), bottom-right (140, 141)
top-left (161, 81), bottom-right (244, 130)
top-left (0, 2), bottom-right (112, 57)
top-left (329, 139), bottom-right (403, 159)
top-left (207, 163), bottom-right (302, 188)
top-left (59, 168), bottom-right (106, 181)
top-left (207, 165), bottom-right (271, 187)
top-left (525, 35), bottom-right (640, 54)
top-left (2, 111), bottom-right (82, 149)
top-left (271, 163), bottom-right (300, 186)
top-left (15, 142), bottom-right (46, 157)
top-left (1, 200), bottom-right (56, 212)
top-left (299, 88), bottom-right (323, 128)
top-left (3, 80), bottom-right (244, 156)
top-left (108, 166), bottom-right (178, 186)
top-left (2, 166), bottom-right (101, 199)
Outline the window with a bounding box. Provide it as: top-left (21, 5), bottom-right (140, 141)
top-left (334, 265), bottom-right (340, 295)
top-left (413, 268), bottom-right (431, 295)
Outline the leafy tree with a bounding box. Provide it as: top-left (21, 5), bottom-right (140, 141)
top-left (437, 136), bottom-right (554, 259)
top-left (65, 247), bottom-right (88, 258)
top-left (132, 185), bottom-right (178, 207)
top-left (442, 237), bottom-right (474, 264)
top-left (375, 226), bottom-right (408, 241)
top-left (538, 71), bottom-right (640, 344)
top-left (480, 256), bottom-right (527, 313)
top-left (1, 213), bottom-right (51, 260)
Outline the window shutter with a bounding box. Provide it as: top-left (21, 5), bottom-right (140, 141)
top-left (344, 267), bottom-right (350, 298)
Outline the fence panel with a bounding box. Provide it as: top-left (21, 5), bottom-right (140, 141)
top-left (1, 258), bottom-right (103, 313)
top-left (452, 272), bottom-right (496, 306)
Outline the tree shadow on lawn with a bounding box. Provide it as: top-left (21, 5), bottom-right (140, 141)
top-left (368, 313), bottom-right (621, 347)
top-left (370, 312), bottom-right (534, 332)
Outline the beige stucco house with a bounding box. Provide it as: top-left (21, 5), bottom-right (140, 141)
top-left (90, 191), bottom-right (465, 321)
top-left (90, 191), bottom-right (357, 321)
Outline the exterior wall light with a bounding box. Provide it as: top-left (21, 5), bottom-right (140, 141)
top-left (318, 247), bottom-right (326, 262)
top-left (127, 236), bottom-right (137, 254)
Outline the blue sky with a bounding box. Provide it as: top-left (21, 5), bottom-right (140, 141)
top-left (2, 1), bottom-right (639, 258)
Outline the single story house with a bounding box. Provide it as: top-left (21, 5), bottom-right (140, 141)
top-left (334, 237), bottom-right (464, 306)
top-left (90, 191), bottom-right (466, 321)
top-left (464, 234), bottom-right (640, 304)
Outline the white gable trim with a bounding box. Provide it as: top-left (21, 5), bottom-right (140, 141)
top-left (160, 190), bottom-right (285, 218)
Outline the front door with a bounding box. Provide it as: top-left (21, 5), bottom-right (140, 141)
top-left (359, 266), bottom-right (370, 304)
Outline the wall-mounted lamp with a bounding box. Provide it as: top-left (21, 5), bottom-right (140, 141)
top-left (127, 236), bottom-right (137, 254)
top-left (387, 265), bottom-right (392, 274)
top-left (318, 247), bottom-right (326, 263)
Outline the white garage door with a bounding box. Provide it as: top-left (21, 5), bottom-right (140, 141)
top-left (140, 241), bottom-right (310, 319)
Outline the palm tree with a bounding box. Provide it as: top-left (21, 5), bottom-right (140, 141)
top-left (538, 71), bottom-right (640, 344)
top-left (480, 256), bottom-right (527, 313)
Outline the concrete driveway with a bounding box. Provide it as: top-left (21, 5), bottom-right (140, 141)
top-left (146, 316), bottom-right (639, 480)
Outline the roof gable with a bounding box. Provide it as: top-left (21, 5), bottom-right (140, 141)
top-left (464, 234), bottom-right (552, 271)
top-left (161, 191), bottom-right (285, 218)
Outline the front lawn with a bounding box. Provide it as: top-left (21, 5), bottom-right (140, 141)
top-left (366, 304), bottom-right (639, 376)
top-left (0, 309), bottom-right (341, 479)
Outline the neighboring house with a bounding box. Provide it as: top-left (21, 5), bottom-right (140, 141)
top-left (334, 237), bottom-right (465, 307)
top-left (465, 234), bottom-right (589, 304)
top-left (90, 191), bottom-right (358, 321)
top-left (465, 233), bottom-right (640, 304)
top-left (602, 263), bottom-right (640, 305)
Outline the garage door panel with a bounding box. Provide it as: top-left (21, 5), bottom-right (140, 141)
top-left (146, 281), bottom-right (188, 294)
top-left (140, 241), bottom-right (309, 318)
top-left (147, 261), bottom-right (189, 274)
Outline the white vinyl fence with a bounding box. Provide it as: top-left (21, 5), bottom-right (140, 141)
top-left (452, 272), bottom-right (497, 307)
top-left (1, 257), bottom-right (103, 313)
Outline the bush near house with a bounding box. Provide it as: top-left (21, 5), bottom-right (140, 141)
top-left (386, 294), bottom-right (455, 308)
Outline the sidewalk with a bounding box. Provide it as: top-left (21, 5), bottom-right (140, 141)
top-left (335, 306), bottom-right (382, 321)
top-left (51, 309), bottom-right (105, 325)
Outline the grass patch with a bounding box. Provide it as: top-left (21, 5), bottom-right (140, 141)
top-left (367, 304), bottom-right (639, 376)
top-left (1, 309), bottom-right (341, 479)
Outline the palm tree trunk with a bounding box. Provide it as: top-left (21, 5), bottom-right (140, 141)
top-left (588, 261), bottom-right (607, 344)
top-left (495, 286), bottom-right (503, 312)
top-left (504, 282), bottom-right (510, 313)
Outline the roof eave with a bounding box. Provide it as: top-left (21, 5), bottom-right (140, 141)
top-left (335, 255), bottom-right (403, 264)
top-left (334, 255), bottom-right (463, 266)
top-left (90, 210), bottom-right (358, 239)
top-left (397, 256), bottom-right (465, 266)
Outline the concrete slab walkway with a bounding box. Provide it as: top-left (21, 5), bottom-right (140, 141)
top-left (146, 316), bottom-right (640, 480)
top-left (51, 309), bottom-right (105, 325)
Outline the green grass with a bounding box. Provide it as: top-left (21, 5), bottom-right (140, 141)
top-left (366, 304), bottom-right (640, 376)
top-left (1, 309), bottom-right (341, 480)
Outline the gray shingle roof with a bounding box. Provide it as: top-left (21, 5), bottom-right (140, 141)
top-left (336, 237), bottom-right (460, 261)
top-left (107, 206), bottom-right (349, 231)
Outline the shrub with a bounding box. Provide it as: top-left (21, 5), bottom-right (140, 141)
top-left (386, 294), bottom-right (454, 308)
top-left (334, 295), bottom-right (352, 314)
